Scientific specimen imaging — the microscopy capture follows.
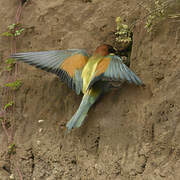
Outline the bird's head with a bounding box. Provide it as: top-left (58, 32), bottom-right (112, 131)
top-left (94, 44), bottom-right (116, 56)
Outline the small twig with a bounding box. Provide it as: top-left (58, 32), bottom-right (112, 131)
top-left (129, 0), bottom-right (176, 31)
top-left (136, 2), bottom-right (150, 12)
top-left (1, 0), bottom-right (24, 179)
top-left (15, 0), bottom-right (23, 24)
top-left (1, 119), bottom-right (11, 143)
top-left (126, 1), bottom-right (148, 18)
top-left (16, 163), bottom-right (23, 180)
top-left (14, 1), bottom-right (23, 75)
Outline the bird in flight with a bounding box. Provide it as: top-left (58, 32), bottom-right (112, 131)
top-left (11, 44), bottom-right (143, 132)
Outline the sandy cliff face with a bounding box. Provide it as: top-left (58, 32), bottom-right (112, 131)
top-left (0, 0), bottom-right (180, 179)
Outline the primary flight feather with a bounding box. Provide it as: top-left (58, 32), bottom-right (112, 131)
top-left (11, 44), bottom-right (143, 131)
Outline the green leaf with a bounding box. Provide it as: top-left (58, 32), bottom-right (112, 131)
top-left (6, 65), bottom-right (13, 72)
top-left (4, 101), bottom-right (14, 110)
top-left (14, 28), bottom-right (24, 36)
top-left (6, 58), bottom-right (16, 65)
top-left (1, 32), bottom-right (13, 37)
top-left (8, 23), bottom-right (16, 30)
top-left (5, 80), bottom-right (22, 90)
top-left (8, 143), bottom-right (16, 155)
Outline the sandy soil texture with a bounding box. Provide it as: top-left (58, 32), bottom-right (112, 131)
top-left (0, 0), bottom-right (180, 179)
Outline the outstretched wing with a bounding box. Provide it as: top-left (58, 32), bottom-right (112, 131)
top-left (88, 54), bottom-right (143, 89)
top-left (11, 49), bottom-right (89, 94)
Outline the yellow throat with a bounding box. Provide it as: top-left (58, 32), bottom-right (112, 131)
top-left (81, 55), bottom-right (102, 94)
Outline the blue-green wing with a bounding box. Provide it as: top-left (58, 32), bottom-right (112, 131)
top-left (88, 55), bottom-right (143, 89)
top-left (11, 49), bottom-right (89, 94)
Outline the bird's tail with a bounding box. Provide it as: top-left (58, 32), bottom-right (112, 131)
top-left (66, 91), bottom-right (98, 132)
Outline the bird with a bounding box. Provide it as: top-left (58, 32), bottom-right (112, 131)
top-left (11, 44), bottom-right (143, 132)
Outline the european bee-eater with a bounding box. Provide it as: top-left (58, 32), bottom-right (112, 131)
top-left (11, 44), bottom-right (143, 131)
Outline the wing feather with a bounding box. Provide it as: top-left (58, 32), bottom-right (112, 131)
top-left (11, 49), bottom-right (89, 94)
top-left (88, 55), bottom-right (143, 89)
